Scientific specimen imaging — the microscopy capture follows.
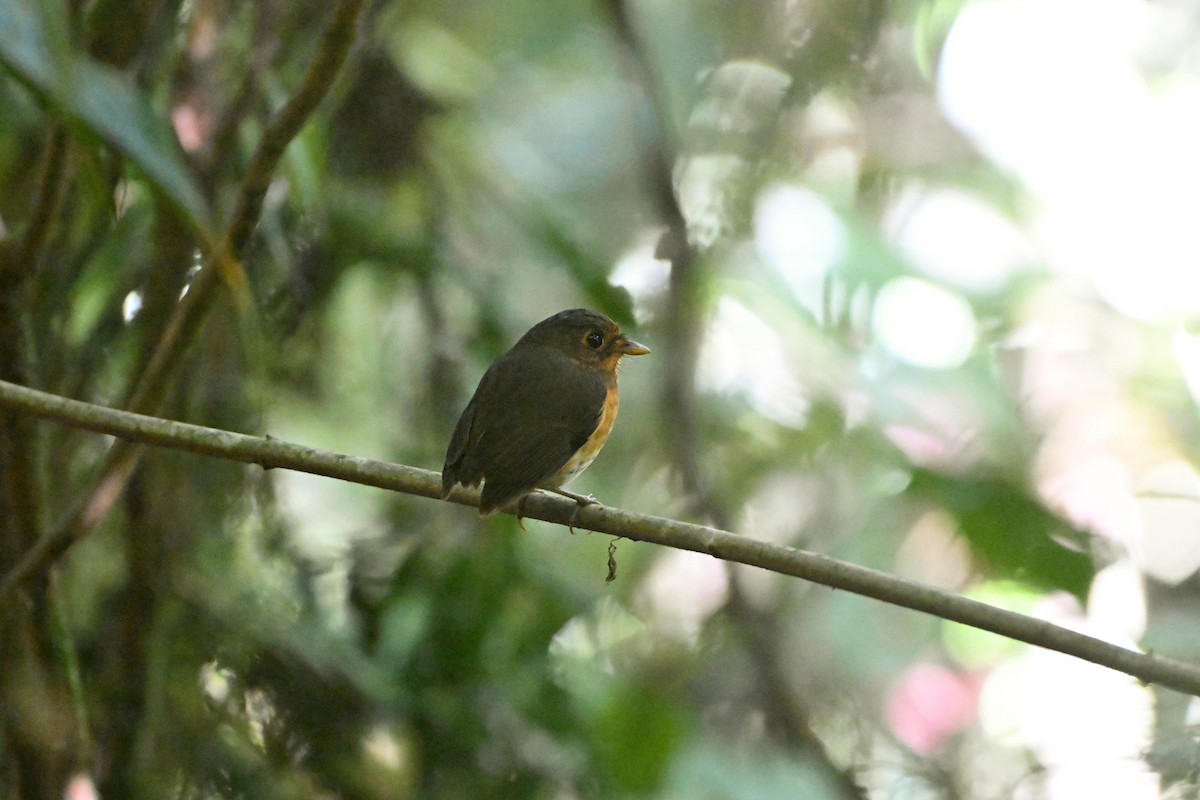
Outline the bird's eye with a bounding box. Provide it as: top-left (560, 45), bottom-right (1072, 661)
top-left (585, 330), bottom-right (604, 349)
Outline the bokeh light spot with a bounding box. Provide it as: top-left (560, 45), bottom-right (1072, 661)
top-left (754, 184), bottom-right (846, 286)
top-left (885, 187), bottom-right (1031, 293)
top-left (872, 277), bottom-right (976, 369)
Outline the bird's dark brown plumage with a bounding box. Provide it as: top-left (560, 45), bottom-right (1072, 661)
top-left (441, 308), bottom-right (649, 515)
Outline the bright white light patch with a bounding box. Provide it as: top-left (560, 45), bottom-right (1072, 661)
top-left (1175, 327), bottom-right (1200, 408)
top-left (754, 184), bottom-right (846, 280)
top-left (1136, 460), bottom-right (1200, 585)
top-left (122, 290), bottom-right (143, 322)
top-left (886, 187), bottom-right (1031, 293)
top-left (979, 616), bottom-right (1155, 800)
top-left (364, 725), bottom-right (406, 771)
top-left (698, 298), bottom-right (808, 425)
top-left (609, 236), bottom-right (671, 314)
top-left (938, 0), bottom-right (1200, 320)
top-left (677, 154), bottom-right (743, 250)
top-left (1087, 561), bottom-right (1146, 641)
top-left (639, 549), bottom-right (728, 641)
top-left (938, 0), bottom-right (1145, 196)
top-left (872, 278), bottom-right (976, 369)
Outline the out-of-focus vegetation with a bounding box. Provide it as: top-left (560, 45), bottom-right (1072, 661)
top-left (3, 0), bottom-right (1200, 797)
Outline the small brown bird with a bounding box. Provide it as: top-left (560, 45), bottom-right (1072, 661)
top-left (441, 308), bottom-right (650, 515)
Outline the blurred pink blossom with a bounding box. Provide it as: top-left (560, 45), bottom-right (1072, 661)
top-left (886, 663), bottom-right (980, 754)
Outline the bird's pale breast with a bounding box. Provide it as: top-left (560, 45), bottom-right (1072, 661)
top-left (545, 384), bottom-right (619, 488)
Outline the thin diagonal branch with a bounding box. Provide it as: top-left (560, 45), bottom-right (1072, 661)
top-left (223, 0), bottom-right (363, 259)
top-left (129, 0), bottom-right (366, 414)
top-left (17, 125), bottom-right (71, 279)
top-left (14, 0), bottom-right (366, 600)
top-left (2, 378), bottom-right (1200, 699)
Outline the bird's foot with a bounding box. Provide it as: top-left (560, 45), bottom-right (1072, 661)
top-left (544, 488), bottom-right (600, 534)
top-left (513, 494), bottom-right (529, 531)
top-left (547, 487), bottom-right (599, 506)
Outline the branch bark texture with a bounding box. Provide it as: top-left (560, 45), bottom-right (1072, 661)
top-left (3, 378), bottom-right (1200, 698)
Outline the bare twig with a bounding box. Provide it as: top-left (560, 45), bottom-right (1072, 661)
top-left (3, 379), bottom-right (1200, 698)
top-left (17, 125), bottom-right (71, 279)
top-left (129, 0), bottom-right (366, 414)
top-left (0, 122), bottom-right (75, 794)
top-left (13, 0), bottom-right (366, 598)
top-left (0, 123), bottom-right (70, 560)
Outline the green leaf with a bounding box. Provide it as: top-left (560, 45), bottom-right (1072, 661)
top-left (589, 678), bottom-right (689, 794)
top-left (943, 581), bottom-right (1042, 667)
top-left (0, 0), bottom-right (213, 230)
top-left (907, 468), bottom-right (1096, 599)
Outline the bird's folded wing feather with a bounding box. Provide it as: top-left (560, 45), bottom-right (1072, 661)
top-left (468, 349), bottom-right (606, 512)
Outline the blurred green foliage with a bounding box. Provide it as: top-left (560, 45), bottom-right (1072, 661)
top-left (2, 0), bottom-right (1199, 798)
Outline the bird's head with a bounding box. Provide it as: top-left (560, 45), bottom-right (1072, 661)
top-left (520, 308), bottom-right (650, 372)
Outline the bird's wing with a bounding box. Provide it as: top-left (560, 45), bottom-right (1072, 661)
top-left (467, 348), bottom-right (607, 513)
top-left (441, 388), bottom-right (481, 497)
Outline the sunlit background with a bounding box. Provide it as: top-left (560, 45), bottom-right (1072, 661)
top-left (275, 0), bottom-right (1200, 796)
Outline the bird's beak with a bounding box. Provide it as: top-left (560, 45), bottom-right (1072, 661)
top-left (617, 336), bottom-right (650, 356)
